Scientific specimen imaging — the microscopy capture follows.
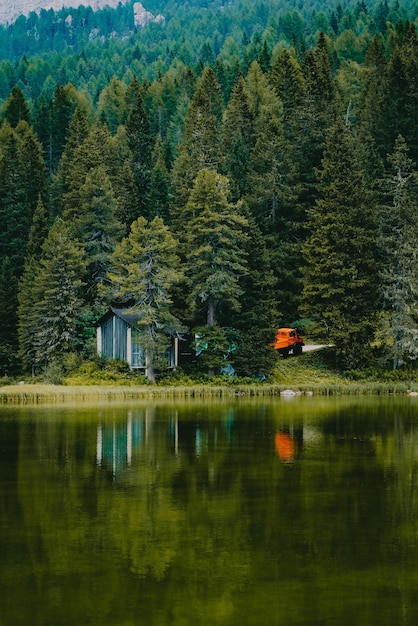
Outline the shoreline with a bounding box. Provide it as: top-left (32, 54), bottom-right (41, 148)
top-left (1, 382), bottom-right (417, 404)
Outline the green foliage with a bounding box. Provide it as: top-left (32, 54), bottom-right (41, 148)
top-left (101, 215), bottom-right (185, 382)
top-left (301, 118), bottom-right (380, 369)
top-left (183, 169), bottom-right (249, 326)
top-left (1, 1), bottom-right (418, 379)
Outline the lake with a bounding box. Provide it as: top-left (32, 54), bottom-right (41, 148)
top-left (1, 395), bottom-right (418, 625)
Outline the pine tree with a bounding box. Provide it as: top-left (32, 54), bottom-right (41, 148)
top-left (0, 127), bottom-right (33, 276)
top-left (125, 81), bottom-right (153, 219)
top-left (182, 169), bottom-right (249, 374)
top-left (221, 73), bottom-right (256, 200)
top-left (50, 107), bottom-right (90, 219)
top-left (30, 219), bottom-right (87, 366)
top-left (15, 120), bottom-right (48, 216)
top-left (0, 257), bottom-right (19, 373)
top-left (2, 86), bottom-right (31, 127)
top-left (378, 135), bottom-right (418, 369)
top-left (358, 36), bottom-right (388, 158)
top-left (26, 195), bottom-right (50, 260)
top-left (231, 212), bottom-right (279, 377)
top-left (17, 256), bottom-right (40, 374)
top-left (76, 165), bottom-right (124, 301)
top-left (301, 118), bottom-right (379, 369)
top-left (101, 216), bottom-right (184, 383)
top-left (171, 68), bottom-right (224, 219)
top-left (147, 133), bottom-right (171, 222)
top-left (298, 34), bottom-right (337, 209)
top-left (269, 49), bottom-right (306, 147)
top-left (184, 169), bottom-right (249, 327)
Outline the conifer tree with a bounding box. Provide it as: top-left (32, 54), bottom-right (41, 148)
top-left (358, 36), bottom-right (387, 158)
top-left (0, 257), bottom-right (19, 373)
top-left (378, 135), bottom-right (418, 369)
top-left (125, 80), bottom-right (153, 219)
top-left (301, 118), bottom-right (379, 369)
top-left (2, 86), bottom-right (31, 127)
top-left (184, 169), bottom-right (248, 327)
top-left (61, 120), bottom-right (115, 220)
top-left (183, 170), bottom-right (249, 374)
top-left (171, 68), bottom-right (224, 219)
top-left (30, 219), bottom-right (87, 367)
top-left (102, 216), bottom-right (184, 383)
top-left (231, 213), bottom-right (279, 377)
top-left (221, 73), bottom-right (256, 200)
top-left (50, 107), bottom-right (90, 219)
top-left (17, 256), bottom-right (40, 374)
top-left (15, 120), bottom-right (48, 214)
top-left (147, 133), bottom-right (171, 222)
top-left (298, 34), bottom-right (337, 209)
top-left (0, 127), bottom-right (33, 276)
top-left (76, 165), bottom-right (124, 302)
top-left (26, 195), bottom-right (50, 260)
top-left (269, 48), bottom-right (306, 147)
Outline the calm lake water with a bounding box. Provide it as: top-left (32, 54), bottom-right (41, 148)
top-left (1, 395), bottom-right (418, 626)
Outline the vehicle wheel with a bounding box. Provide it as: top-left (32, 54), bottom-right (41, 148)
top-left (281, 348), bottom-right (290, 359)
top-left (293, 344), bottom-right (302, 355)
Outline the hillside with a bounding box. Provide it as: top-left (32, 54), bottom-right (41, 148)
top-left (0, 0), bottom-right (417, 382)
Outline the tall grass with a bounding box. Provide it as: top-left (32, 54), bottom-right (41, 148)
top-left (0, 381), bottom-right (414, 404)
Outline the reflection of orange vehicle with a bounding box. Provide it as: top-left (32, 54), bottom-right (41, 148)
top-left (271, 328), bottom-right (304, 358)
top-left (275, 432), bottom-right (295, 463)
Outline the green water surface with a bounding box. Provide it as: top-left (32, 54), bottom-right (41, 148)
top-left (1, 396), bottom-right (418, 625)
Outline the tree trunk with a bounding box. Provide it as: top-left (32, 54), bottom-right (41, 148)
top-left (145, 350), bottom-right (156, 384)
top-left (207, 294), bottom-right (215, 326)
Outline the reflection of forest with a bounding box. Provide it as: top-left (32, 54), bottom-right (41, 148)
top-left (2, 399), bottom-right (418, 625)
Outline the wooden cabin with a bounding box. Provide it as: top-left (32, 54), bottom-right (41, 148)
top-left (96, 307), bottom-right (178, 370)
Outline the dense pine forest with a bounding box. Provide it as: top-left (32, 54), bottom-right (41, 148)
top-left (0, 0), bottom-right (417, 381)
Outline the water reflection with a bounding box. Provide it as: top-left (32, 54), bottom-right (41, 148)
top-left (1, 397), bottom-right (418, 626)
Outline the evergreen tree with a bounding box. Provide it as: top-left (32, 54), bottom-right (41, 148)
top-left (125, 80), bottom-right (153, 219)
top-left (98, 75), bottom-right (127, 134)
top-left (269, 48), bottom-right (306, 148)
top-left (0, 126), bottom-right (32, 276)
top-left (30, 219), bottom-right (87, 367)
top-left (358, 36), bottom-right (388, 159)
top-left (298, 34), bottom-right (337, 209)
top-left (26, 195), bottom-right (49, 259)
top-left (147, 133), bottom-right (171, 222)
top-left (101, 216), bottom-right (184, 383)
top-left (76, 165), bottom-right (123, 302)
top-left (221, 73), bottom-right (256, 200)
top-left (183, 170), bottom-right (249, 373)
top-left (184, 169), bottom-right (248, 326)
top-left (50, 106), bottom-right (90, 219)
top-left (246, 61), bottom-right (303, 322)
top-left (232, 212), bottom-right (279, 377)
top-left (2, 86), bottom-right (31, 127)
top-left (15, 120), bottom-right (48, 214)
top-left (0, 257), bottom-right (19, 373)
top-left (378, 135), bottom-right (418, 369)
top-left (17, 256), bottom-right (40, 374)
top-left (61, 120), bottom-right (114, 220)
top-left (301, 118), bottom-right (379, 369)
top-left (171, 68), bottom-right (224, 218)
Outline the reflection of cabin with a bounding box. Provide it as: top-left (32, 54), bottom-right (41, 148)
top-left (96, 307), bottom-right (178, 370)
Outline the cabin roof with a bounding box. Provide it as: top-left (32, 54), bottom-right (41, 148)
top-left (96, 307), bottom-right (143, 327)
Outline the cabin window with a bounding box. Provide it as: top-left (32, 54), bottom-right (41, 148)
top-left (131, 328), bottom-right (146, 368)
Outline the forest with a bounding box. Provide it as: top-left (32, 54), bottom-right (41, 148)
top-left (0, 0), bottom-right (417, 381)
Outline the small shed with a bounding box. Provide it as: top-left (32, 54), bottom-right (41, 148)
top-left (96, 307), bottom-right (178, 370)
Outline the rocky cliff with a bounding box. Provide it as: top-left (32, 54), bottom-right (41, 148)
top-left (0, 0), bottom-right (164, 26)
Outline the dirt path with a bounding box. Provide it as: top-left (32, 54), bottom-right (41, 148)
top-left (303, 344), bottom-right (331, 352)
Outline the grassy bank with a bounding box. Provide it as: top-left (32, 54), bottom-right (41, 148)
top-left (1, 349), bottom-right (417, 404)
